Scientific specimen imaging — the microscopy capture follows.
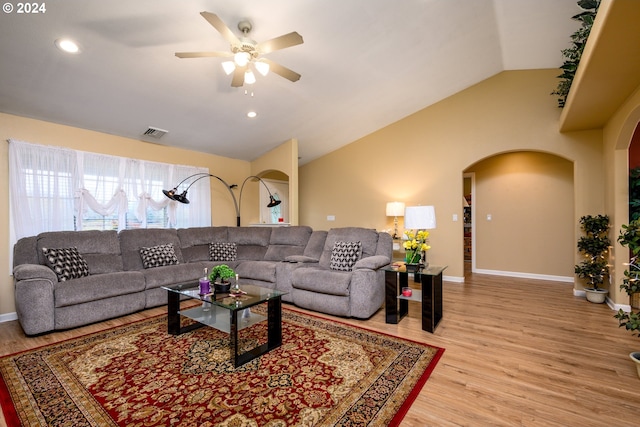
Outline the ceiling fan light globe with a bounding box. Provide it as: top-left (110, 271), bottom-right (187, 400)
top-left (254, 61), bottom-right (270, 76)
top-left (245, 70), bottom-right (256, 84)
top-left (221, 61), bottom-right (236, 75)
top-left (234, 51), bottom-right (250, 67)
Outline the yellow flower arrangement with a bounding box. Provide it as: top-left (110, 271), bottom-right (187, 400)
top-left (403, 230), bottom-right (431, 264)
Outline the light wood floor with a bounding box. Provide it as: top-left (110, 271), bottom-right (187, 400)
top-left (1, 269), bottom-right (638, 426)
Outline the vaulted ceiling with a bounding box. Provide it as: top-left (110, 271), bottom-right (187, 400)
top-left (0, 0), bottom-right (582, 164)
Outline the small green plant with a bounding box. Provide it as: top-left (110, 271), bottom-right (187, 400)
top-left (574, 214), bottom-right (610, 289)
top-left (209, 264), bottom-right (235, 283)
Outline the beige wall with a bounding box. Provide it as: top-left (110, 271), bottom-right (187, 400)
top-left (467, 151), bottom-right (574, 278)
top-left (0, 113), bottom-right (252, 316)
top-left (300, 69), bottom-right (604, 282)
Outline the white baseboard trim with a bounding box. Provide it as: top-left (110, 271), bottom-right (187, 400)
top-left (474, 269), bottom-right (573, 283)
top-left (443, 275), bottom-right (465, 283)
top-left (0, 312), bottom-right (18, 323)
top-left (572, 289), bottom-right (631, 312)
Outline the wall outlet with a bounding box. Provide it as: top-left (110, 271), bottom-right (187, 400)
top-left (452, 214), bottom-right (458, 221)
top-left (327, 215), bottom-right (336, 221)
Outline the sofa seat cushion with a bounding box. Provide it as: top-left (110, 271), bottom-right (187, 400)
top-left (235, 261), bottom-right (277, 283)
top-left (142, 263), bottom-right (203, 290)
top-left (291, 268), bottom-right (352, 296)
top-left (54, 271), bottom-right (145, 308)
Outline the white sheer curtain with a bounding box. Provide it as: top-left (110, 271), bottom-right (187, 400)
top-left (9, 139), bottom-right (212, 242)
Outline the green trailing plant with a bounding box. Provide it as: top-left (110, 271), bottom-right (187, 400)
top-left (629, 167), bottom-right (640, 221)
top-left (574, 214), bottom-right (610, 289)
top-left (209, 264), bottom-right (235, 283)
top-left (615, 219), bottom-right (640, 337)
top-left (551, 0), bottom-right (600, 108)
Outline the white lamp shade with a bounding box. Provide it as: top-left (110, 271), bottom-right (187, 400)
top-left (244, 70), bottom-right (256, 84)
top-left (386, 201), bottom-right (405, 217)
top-left (254, 60), bottom-right (270, 76)
top-left (404, 206), bottom-right (436, 229)
top-left (221, 61), bottom-right (236, 75)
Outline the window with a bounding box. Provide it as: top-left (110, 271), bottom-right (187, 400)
top-left (9, 139), bottom-right (211, 241)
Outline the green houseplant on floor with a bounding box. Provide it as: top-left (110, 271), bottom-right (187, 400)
top-left (574, 214), bottom-right (610, 303)
top-left (615, 219), bottom-right (640, 377)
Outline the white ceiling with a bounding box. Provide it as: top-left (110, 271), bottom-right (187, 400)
top-left (0, 0), bottom-right (580, 164)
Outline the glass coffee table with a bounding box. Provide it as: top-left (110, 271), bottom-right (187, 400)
top-left (162, 283), bottom-right (287, 367)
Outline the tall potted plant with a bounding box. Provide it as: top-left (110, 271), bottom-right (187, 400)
top-left (615, 219), bottom-right (640, 377)
top-left (574, 214), bottom-right (610, 303)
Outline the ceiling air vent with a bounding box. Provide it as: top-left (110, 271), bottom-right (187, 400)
top-left (142, 126), bottom-right (168, 139)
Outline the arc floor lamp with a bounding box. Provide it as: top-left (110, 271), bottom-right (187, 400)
top-left (163, 173), bottom-right (281, 226)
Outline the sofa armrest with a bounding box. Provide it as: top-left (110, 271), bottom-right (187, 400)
top-left (13, 263), bottom-right (57, 282)
top-left (285, 255), bottom-right (320, 263)
top-left (353, 255), bottom-right (390, 270)
top-left (13, 264), bottom-right (57, 335)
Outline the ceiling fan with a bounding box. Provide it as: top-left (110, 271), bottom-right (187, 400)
top-left (176, 12), bottom-right (303, 87)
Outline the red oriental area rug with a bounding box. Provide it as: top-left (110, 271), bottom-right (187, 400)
top-left (0, 308), bottom-right (444, 426)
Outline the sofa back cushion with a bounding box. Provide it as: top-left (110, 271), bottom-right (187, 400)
top-left (264, 226), bottom-right (312, 261)
top-left (228, 227), bottom-right (272, 260)
top-left (319, 227), bottom-right (379, 269)
top-left (177, 226), bottom-right (229, 262)
top-left (119, 228), bottom-right (183, 271)
top-left (34, 230), bottom-right (123, 274)
top-left (13, 236), bottom-right (38, 268)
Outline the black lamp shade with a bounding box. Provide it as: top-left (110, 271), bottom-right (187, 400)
top-left (162, 188), bottom-right (177, 200)
top-left (267, 196), bottom-right (282, 208)
top-left (172, 191), bottom-right (190, 204)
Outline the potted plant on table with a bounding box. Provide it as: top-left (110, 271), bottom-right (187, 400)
top-left (209, 264), bottom-right (236, 293)
top-left (403, 229), bottom-right (431, 270)
top-left (574, 214), bottom-right (610, 303)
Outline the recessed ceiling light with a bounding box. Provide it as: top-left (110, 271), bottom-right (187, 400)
top-left (55, 38), bottom-right (80, 54)
top-left (247, 111), bottom-right (257, 118)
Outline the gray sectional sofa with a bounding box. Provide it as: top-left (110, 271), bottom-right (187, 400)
top-left (12, 226), bottom-right (392, 335)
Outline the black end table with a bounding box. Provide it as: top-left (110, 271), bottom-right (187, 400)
top-left (385, 265), bottom-right (446, 332)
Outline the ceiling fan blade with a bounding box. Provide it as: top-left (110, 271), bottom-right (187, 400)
top-left (256, 32), bottom-right (304, 54)
top-left (200, 12), bottom-right (241, 46)
top-left (231, 66), bottom-right (247, 87)
top-left (260, 58), bottom-right (301, 82)
top-left (175, 51), bottom-right (233, 59)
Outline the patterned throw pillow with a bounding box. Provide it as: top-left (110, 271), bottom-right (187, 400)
top-left (42, 247), bottom-right (90, 282)
top-left (139, 243), bottom-right (179, 269)
top-left (209, 242), bottom-right (237, 262)
top-left (329, 241), bottom-right (362, 271)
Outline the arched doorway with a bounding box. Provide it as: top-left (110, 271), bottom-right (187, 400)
top-left (463, 151), bottom-right (574, 281)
